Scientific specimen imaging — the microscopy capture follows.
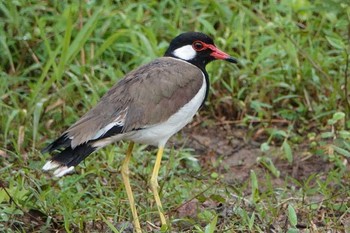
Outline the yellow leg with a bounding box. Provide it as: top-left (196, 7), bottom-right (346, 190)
top-left (150, 146), bottom-right (167, 226)
top-left (121, 142), bottom-right (142, 233)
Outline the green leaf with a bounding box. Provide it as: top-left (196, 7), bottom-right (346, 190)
top-left (260, 142), bottom-right (270, 152)
top-left (66, 8), bottom-right (101, 63)
top-left (250, 170), bottom-right (259, 202)
top-left (198, 17), bottom-right (216, 36)
top-left (4, 109), bottom-right (19, 148)
top-left (321, 132), bottom-right (334, 138)
top-left (327, 119), bottom-right (336, 125)
top-left (326, 36), bottom-right (346, 50)
top-left (57, 7), bottom-right (73, 80)
top-left (0, 189), bottom-right (9, 204)
top-left (271, 129), bottom-right (288, 138)
top-left (257, 157), bottom-right (280, 178)
top-left (288, 204), bottom-right (298, 227)
top-left (332, 112), bottom-right (345, 121)
top-left (332, 145), bottom-right (350, 158)
top-left (210, 194), bottom-right (226, 203)
top-left (204, 215), bottom-right (218, 233)
top-left (194, 225), bottom-right (204, 233)
top-left (248, 212), bottom-right (255, 230)
top-left (342, 140), bottom-right (350, 150)
top-left (33, 99), bottom-right (44, 150)
top-left (287, 228), bottom-right (299, 233)
top-left (211, 172), bottom-right (219, 179)
top-left (100, 213), bottom-right (121, 233)
top-left (283, 141), bottom-right (293, 163)
top-left (95, 29), bottom-right (130, 59)
top-left (339, 130), bottom-right (350, 139)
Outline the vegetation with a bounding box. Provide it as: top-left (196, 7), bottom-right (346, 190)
top-left (1, 0), bottom-right (349, 232)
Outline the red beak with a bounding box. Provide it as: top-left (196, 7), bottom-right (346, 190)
top-left (210, 47), bottom-right (238, 63)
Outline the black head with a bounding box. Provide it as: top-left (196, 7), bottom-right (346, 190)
top-left (164, 32), bottom-right (237, 70)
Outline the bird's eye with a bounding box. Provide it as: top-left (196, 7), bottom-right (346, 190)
top-left (192, 41), bottom-right (204, 51)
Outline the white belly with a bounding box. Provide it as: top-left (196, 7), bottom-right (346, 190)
top-left (127, 74), bottom-right (206, 147)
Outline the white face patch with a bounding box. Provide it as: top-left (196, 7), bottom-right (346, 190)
top-left (172, 45), bottom-right (196, 61)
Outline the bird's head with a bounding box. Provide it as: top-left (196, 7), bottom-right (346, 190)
top-left (164, 32), bottom-right (237, 69)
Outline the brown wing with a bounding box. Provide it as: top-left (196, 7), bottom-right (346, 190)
top-left (65, 57), bottom-right (204, 147)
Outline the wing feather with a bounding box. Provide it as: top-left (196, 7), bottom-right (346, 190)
top-left (65, 57), bottom-right (204, 148)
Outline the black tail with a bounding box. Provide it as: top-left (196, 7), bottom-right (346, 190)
top-left (42, 133), bottom-right (97, 168)
top-left (42, 124), bottom-right (124, 170)
top-left (51, 143), bottom-right (97, 167)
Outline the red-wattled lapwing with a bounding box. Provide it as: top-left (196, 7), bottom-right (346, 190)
top-left (42, 32), bottom-right (237, 232)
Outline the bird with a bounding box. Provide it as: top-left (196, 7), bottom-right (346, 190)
top-left (42, 32), bottom-right (237, 232)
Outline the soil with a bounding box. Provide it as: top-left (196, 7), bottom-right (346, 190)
top-left (178, 118), bottom-right (333, 184)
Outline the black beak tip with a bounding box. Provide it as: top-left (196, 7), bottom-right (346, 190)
top-left (225, 57), bottom-right (238, 64)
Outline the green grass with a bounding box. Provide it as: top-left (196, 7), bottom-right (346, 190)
top-left (1, 0), bottom-right (350, 232)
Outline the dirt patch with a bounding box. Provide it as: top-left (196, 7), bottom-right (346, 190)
top-left (177, 120), bottom-right (336, 185)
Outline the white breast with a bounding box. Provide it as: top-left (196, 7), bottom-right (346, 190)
top-left (127, 73), bottom-right (206, 147)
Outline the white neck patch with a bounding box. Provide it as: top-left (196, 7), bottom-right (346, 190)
top-left (172, 45), bottom-right (196, 61)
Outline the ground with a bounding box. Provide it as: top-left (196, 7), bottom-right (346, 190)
top-left (2, 117), bottom-right (350, 232)
top-left (172, 120), bottom-right (350, 232)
